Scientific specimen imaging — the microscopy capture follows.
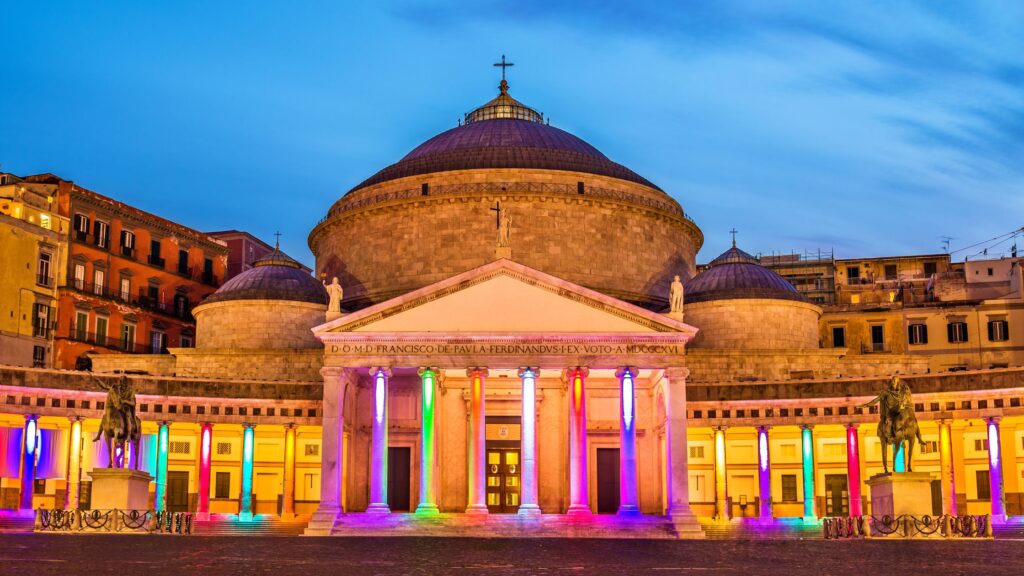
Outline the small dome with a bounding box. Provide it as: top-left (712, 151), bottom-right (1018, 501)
top-left (685, 244), bottom-right (805, 304)
top-left (202, 248), bottom-right (327, 306)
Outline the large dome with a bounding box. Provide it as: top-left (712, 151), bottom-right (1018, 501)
top-left (202, 250), bottom-right (327, 306)
top-left (311, 80), bottom-right (703, 310)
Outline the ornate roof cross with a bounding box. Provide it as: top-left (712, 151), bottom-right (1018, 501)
top-left (274, 230), bottom-right (282, 250)
top-left (729, 228), bottom-right (738, 247)
top-left (493, 55), bottom-right (514, 81)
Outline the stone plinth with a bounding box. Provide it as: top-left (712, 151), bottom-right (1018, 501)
top-left (88, 468), bottom-right (153, 510)
top-left (866, 472), bottom-right (935, 518)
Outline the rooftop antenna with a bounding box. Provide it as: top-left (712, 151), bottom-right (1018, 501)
top-left (941, 236), bottom-right (954, 253)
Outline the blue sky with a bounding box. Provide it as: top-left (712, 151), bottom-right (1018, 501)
top-left (2, 1), bottom-right (1022, 266)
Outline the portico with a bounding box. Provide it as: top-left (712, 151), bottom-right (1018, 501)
top-left (304, 259), bottom-right (704, 537)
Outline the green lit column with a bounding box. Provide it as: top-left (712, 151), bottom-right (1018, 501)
top-left (155, 421), bottom-right (169, 512)
top-left (240, 423), bottom-right (255, 520)
top-left (416, 367), bottom-right (440, 516)
top-left (801, 425), bottom-right (817, 522)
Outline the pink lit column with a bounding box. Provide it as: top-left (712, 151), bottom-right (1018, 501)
top-left (197, 423), bottom-right (213, 519)
top-left (518, 368), bottom-right (540, 516)
top-left (366, 367), bottom-right (391, 514)
top-left (617, 367), bottom-right (640, 515)
top-left (757, 426), bottom-right (772, 522)
top-left (987, 417), bottom-right (1006, 522)
top-left (845, 423), bottom-right (862, 517)
top-left (466, 368), bottom-right (488, 515)
top-left (567, 367), bottom-right (591, 515)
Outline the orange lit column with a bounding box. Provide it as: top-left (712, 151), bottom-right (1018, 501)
top-left (283, 423), bottom-right (296, 516)
top-left (566, 367), bottom-right (591, 515)
top-left (65, 417), bottom-right (82, 511)
top-left (466, 368), bottom-right (488, 514)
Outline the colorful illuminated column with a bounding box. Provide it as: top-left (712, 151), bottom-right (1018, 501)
top-left (617, 367), bottom-right (639, 515)
top-left (987, 417), bottom-right (1006, 522)
top-left (240, 423), bottom-right (255, 520)
top-left (757, 426), bottom-right (772, 522)
top-left (282, 423), bottom-right (296, 516)
top-left (416, 367), bottom-right (440, 515)
top-left (894, 442), bottom-right (906, 473)
top-left (197, 423), bottom-right (213, 518)
top-left (567, 367), bottom-right (591, 515)
top-left (801, 425), bottom-right (817, 521)
top-left (466, 368), bottom-right (488, 515)
top-left (939, 420), bottom-right (957, 515)
top-left (65, 417), bottom-right (83, 511)
top-left (845, 424), bottom-right (862, 517)
top-left (20, 414), bottom-right (39, 511)
top-left (155, 421), bottom-right (169, 512)
top-left (518, 368), bottom-right (540, 516)
top-left (713, 426), bottom-right (728, 521)
top-left (366, 367), bottom-right (391, 514)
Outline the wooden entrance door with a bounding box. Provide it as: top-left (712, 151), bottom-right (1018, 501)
top-left (387, 447), bottom-right (411, 511)
top-left (824, 474), bottom-right (848, 516)
top-left (486, 449), bottom-right (520, 513)
top-left (597, 448), bottom-right (620, 514)
top-left (167, 471), bottom-right (190, 512)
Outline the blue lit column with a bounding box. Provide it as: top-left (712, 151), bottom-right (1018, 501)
top-left (801, 425), bottom-right (817, 522)
top-left (155, 421), bottom-right (169, 512)
top-left (240, 423), bottom-right (255, 520)
top-left (617, 367), bottom-right (639, 515)
top-left (19, 415), bottom-right (39, 512)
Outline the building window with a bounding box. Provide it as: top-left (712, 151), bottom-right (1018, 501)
top-left (988, 320), bottom-right (1009, 342)
top-left (150, 331), bottom-right (166, 354)
top-left (180, 334), bottom-right (194, 348)
top-left (947, 321), bottom-right (969, 344)
top-left (32, 303), bottom-right (50, 338)
top-left (120, 230), bottom-right (135, 257)
top-left (831, 326), bottom-right (846, 348)
top-left (169, 441), bottom-right (190, 455)
top-left (215, 472), bottom-right (230, 499)
top-left (119, 277), bottom-right (131, 301)
top-left (73, 263), bottom-right (86, 291)
top-left (93, 221), bottom-right (109, 249)
top-left (920, 441), bottom-right (939, 454)
top-left (93, 268), bottom-right (105, 296)
top-left (173, 294), bottom-right (189, 318)
top-left (976, 470), bottom-right (990, 501)
top-left (884, 264), bottom-right (897, 280)
top-left (924, 261), bottom-right (937, 276)
top-left (869, 324), bottom-right (885, 352)
top-left (203, 257), bottom-right (215, 284)
top-left (121, 323), bottom-right (136, 352)
top-left (178, 249), bottom-right (190, 275)
top-left (36, 251), bottom-right (53, 287)
top-left (974, 439), bottom-right (989, 452)
top-left (987, 267), bottom-right (994, 276)
top-left (304, 444), bottom-right (320, 457)
top-left (846, 266), bottom-right (860, 283)
top-left (908, 323), bottom-right (928, 345)
top-left (74, 311), bottom-right (88, 341)
top-left (781, 474), bottom-right (798, 502)
top-left (689, 446), bottom-right (704, 459)
top-left (73, 213), bottom-right (90, 241)
top-left (216, 442), bottom-right (231, 455)
top-left (95, 316), bottom-right (108, 347)
top-left (149, 239), bottom-right (164, 268)
top-left (32, 345), bottom-right (46, 368)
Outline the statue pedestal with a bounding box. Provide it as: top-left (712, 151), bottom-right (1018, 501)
top-left (88, 468), bottom-right (152, 510)
top-left (325, 311), bottom-right (344, 322)
top-left (665, 311), bottom-right (684, 322)
top-left (866, 472), bottom-right (935, 517)
top-left (494, 247), bottom-right (511, 260)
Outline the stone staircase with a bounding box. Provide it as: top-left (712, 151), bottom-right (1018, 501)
top-left (191, 514), bottom-right (309, 536)
top-left (699, 518), bottom-right (824, 540)
top-left (0, 513), bottom-right (35, 534)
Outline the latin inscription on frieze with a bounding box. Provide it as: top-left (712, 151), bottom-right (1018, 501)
top-left (328, 343), bottom-right (683, 355)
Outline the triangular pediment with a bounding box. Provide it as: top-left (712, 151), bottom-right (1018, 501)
top-left (314, 259), bottom-right (697, 336)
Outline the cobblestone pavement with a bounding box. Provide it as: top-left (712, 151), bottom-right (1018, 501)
top-left (1, 535), bottom-right (1022, 576)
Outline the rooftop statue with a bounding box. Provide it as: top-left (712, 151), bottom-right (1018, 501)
top-left (92, 373), bottom-right (142, 469)
top-left (324, 276), bottom-right (344, 314)
top-left (669, 275), bottom-right (684, 314)
top-left (859, 375), bottom-right (924, 473)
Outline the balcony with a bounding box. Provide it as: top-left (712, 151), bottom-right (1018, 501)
top-left (861, 342), bottom-right (893, 354)
top-left (32, 320), bottom-right (55, 339)
top-left (74, 230), bottom-right (88, 242)
top-left (64, 281), bottom-right (194, 320)
top-left (120, 246), bottom-right (137, 259)
top-left (67, 329), bottom-right (157, 354)
top-left (148, 254), bottom-right (166, 269)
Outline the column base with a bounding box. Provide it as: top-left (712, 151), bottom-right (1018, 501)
top-left (517, 504), bottom-right (542, 517)
top-left (195, 511), bottom-right (211, 521)
top-left (667, 507), bottom-right (705, 539)
top-left (465, 504), bottom-right (489, 515)
top-left (415, 503), bottom-right (440, 516)
top-left (365, 503), bottom-right (391, 514)
top-left (238, 512), bottom-right (254, 522)
top-left (617, 504), bottom-right (642, 516)
top-left (802, 515), bottom-right (819, 524)
top-left (305, 504), bottom-right (341, 535)
top-left (566, 504), bottom-right (592, 516)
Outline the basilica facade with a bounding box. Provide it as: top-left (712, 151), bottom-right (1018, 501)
top-left (1, 78), bottom-right (1022, 537)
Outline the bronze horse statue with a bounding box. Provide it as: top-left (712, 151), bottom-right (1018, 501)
top-left (861, 375), bottom-right (924, 473)
top-left (92, 374), bottom-right (142, 469)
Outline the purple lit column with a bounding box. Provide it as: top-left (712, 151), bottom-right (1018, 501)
top-left (20, 414), bottom-right (39, 512)
top-left (366, 367), bottom-right (391, 514)
top-left (987, 417), bottom-right (1006, 522)
top-left (846, 424), bottom-right (862, 516)
top-left (757, 426), bottom-right (772, 522)
top-left (617, 367), bottom-right (639, 515)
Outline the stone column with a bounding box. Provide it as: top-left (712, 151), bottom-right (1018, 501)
top-left (240, 423), bottom-right (255, 520)
top-left (518, 367), bottom-right (541, 516)
top-left (663, 367), bottom-right (701, 535)
top-left (197, 422), bottom-right (213, 519)
top-left (155, 421), bottom-right (170, 513)
top-left (20, 415), bottom-right (39, 512)
top-left (713, 426), bottom-right (728, 521)
top-left (366, 367), bottom-right (392, 514)
top-left (466, 367), bottom-right (489, 515)
top-left (617, 367), bottom-right (640, 515)
top-left (801, 424), bottom-right (817, 521)
top-left (939, 420), bottom-right (957, 516)
top-left (566, 367), bottom-right (591, 515)
top-left (65, 416), bottom-right (83, 511)
top-left (308, 366), bottom-right (347, 532)
top-left (987, 417), bottom-right (1006, 522)
top-left (416, 367), bottom-right (440, 515)
top-left (845, 423), bottom-right (862, 517)
top-left (757, 425), bottom-right (772, 522)
top-left (283, 423), bottom-right (296, 517)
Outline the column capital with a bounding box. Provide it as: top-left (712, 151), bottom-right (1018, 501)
top-left (68, 415), bottom-right (83, 423)
top-left (615, 366), bottom-right (637, 379)
top-left (283, 422), bottom-right (296, 430)
top-left (986, 416), bottom-right (1002, 425)
top-left (243, 422), bottom-right (255, 430)
top-left (24, 413), bottom-right (39, 422)
top-left (561, 366), bottom-right (589, 384)
top-left (466, 367), bottom-right (489, 378)
top-left (517, 367), bottom-right (540, 378)
top-left (664, 367), bottom-right (690, 381)
top-left (757, 424), bottom-right (771, 432)
top-left (714, 425), bottom-right (728, 432)
top-left (157, 420), bottom-right (171, 427)
top-left (800, 423), bottom-right (814, 431)
top-left (845, 422), bottom-right (859, 430)
top-left (320, 366), bottom-right (346, 380)
top-left (369, 366), bottom-right (392, 378)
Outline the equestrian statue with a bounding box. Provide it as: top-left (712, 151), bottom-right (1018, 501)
top-left (859, 375), bottom-right (924, 473)
top-left (92, 373), bottom-right (142, 469)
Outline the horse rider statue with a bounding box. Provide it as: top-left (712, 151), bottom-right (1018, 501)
top-left (859, 375), bottom-right (924, 473)
top-left (92, 373), bottom-right (142, 469)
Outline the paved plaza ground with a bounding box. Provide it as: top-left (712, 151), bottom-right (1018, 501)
top-left (1, 535), bottom-right (1023, 576)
